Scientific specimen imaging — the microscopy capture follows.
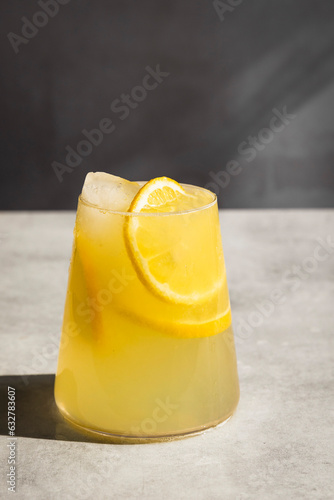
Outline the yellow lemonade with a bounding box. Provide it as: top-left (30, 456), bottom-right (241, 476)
top-left (54, 174), bottom-right (239, 440)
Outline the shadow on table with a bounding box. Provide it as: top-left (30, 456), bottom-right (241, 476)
top-left (0, 374), bottom-right (123, 444)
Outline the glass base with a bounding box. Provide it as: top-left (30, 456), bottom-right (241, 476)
top-left (56, 404), bottom-right (237, 444)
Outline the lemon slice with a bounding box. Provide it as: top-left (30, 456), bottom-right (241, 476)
top-left (128, 176), bottom-right (187, 213)
top-left (124, 177), bottom-right (223, 305)
top-left (116, 303), bottom-right (232, 338)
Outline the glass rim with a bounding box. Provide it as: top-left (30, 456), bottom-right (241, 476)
top-left (78, 183), bottom-right (217, 217)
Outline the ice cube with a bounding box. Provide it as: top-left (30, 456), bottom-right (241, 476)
top-left (81, 172), bottom-right (140, 211)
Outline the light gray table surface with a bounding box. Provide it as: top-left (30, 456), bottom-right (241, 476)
top-left (0, 210), bottom-right (333, 500)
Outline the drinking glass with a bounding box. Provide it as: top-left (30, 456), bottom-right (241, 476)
top-left (54, 184), bottom-right (239, 442)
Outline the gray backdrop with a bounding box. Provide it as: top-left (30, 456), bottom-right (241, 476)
top-left (1, 0), bottom-right (334, 209)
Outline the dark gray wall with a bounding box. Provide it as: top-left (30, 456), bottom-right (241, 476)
top-left (1, 0), bottom-right (334, 209)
